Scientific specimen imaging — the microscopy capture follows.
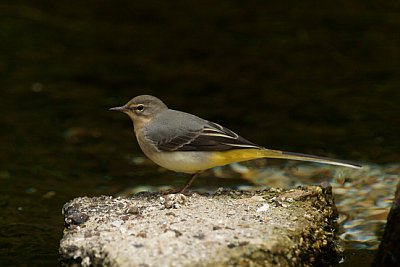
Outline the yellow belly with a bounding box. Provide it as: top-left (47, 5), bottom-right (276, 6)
top-left (147, 148), bottom-right (268, 174)
top-left (147, 151), bottom-right (215, 173)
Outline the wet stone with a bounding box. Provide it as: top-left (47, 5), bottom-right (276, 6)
top-left (59, 186), bottom-right (341, 267)
top-left (373, 182), bottom-right (400, 266)
top-left (230, 163), bottom-right (399, 249)
top-left (64, 212), bottom-right (89, 226)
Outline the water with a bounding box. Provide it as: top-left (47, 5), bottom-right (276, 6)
top-left (1, 1), bottom-right (399, 266)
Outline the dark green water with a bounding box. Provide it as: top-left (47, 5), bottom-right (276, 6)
top-left (0, 1), bottom-right (399, 266)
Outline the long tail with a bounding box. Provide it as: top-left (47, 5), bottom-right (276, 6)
top-left (260, 148), bottom-right (362, 169)
top-left (211, 148), bottom-right (362, 169)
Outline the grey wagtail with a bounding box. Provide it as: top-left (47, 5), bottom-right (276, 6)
top-left (110, 95), bottom-right (361, 191)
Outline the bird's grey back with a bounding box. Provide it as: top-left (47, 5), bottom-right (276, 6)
top-left (142, 109), bottom-right (260, 152)
top-left (143, 109), bottom-right (206, 142)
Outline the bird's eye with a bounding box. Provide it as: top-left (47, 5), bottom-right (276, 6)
top-left (135, 104), bottom-right (144, 111)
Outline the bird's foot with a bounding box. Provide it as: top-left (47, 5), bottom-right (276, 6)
top-left (160, 187), bottom-right (192, 195)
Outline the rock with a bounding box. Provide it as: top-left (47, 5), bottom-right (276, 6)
top-left (59, 186), bottom-right (340, 267)
top-left (373, 182), bottom-right (400, 266)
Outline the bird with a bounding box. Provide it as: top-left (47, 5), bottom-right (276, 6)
top-left (110, 95), bottom-right (361, 192)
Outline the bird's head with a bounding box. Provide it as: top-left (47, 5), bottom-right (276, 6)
top-left (110, 95), bottom-right (168, 128)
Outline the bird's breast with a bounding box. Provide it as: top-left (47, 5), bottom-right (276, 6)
top-left (146, 151), bottom-right (217, 174)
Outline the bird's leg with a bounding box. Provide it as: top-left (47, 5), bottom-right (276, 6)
top-left (179, 172), bottom-right (201, 193)
top-left (160, 172), bottom-right (202, 195)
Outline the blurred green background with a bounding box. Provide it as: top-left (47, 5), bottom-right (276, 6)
top-left (0, 1), bottom-right (399, 265)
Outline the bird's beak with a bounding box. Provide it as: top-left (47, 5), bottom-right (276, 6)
top-left (109, 106), bottom-right (127, 112)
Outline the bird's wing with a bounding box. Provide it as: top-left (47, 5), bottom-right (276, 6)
top-left (151, 121), bottom-right (260, 152)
